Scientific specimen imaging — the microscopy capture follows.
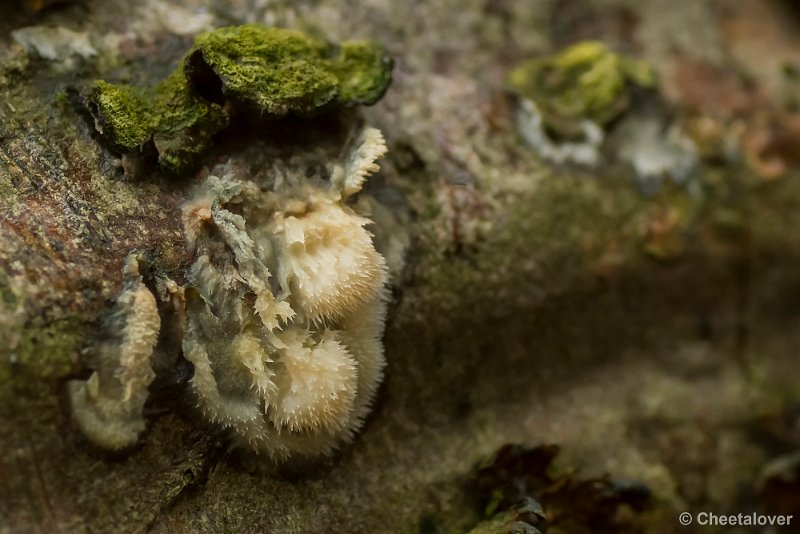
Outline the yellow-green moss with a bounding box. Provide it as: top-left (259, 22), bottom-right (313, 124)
top-left (188, 25), bottom-right (337, 115)
top-left (149, 68), bottom-right (230, 173)
top-left (507, 41), bottom-right (656, 138)
top-left (2, 316), bottom-right (86, 383)
top-left (88, 81), bottom-right (155, 150)
top-left (331, 41), bottom-right (394, 105)
top-left (187, 25), bottom-right (393, 114)
top-left (86, 65), bottom-right (228, 174)
top-left (82, 25), bottom-right (392, 174)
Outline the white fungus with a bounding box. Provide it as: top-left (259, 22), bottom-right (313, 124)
top-left (67, 126), bottom-right (392, 458)
top-left (181, 126), bottom-right (390, 458)
top-left (68, 254), bottom-right (160, 450)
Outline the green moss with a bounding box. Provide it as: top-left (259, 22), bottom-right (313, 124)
top-left (188, 25), bottom-right (337, 115)
top-left (86, 65), bottom-right (228, 174)
top-left (188, 25), bottom-right (393, 114)
top-left (149, 68), bottom-right (230, 173)
top-left (507, 41), bottom-right (656, 138)
top-left (331, 41), bottom-right (394, 105)
top-left (88, 80), bottom-right (155, 151)
top-left (3, 315), bottom-right (86, 382)
top-left (0, 274), bottom-right (85, 383)
top-left (82, 25), bottom-right (392, 174)
top-left (0, 168), bottom-right (17, 207)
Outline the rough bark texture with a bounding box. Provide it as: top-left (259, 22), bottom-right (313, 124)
top-left (2, 0), bottom-right (800, 532)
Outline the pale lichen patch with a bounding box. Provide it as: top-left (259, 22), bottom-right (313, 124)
top-left (12, 26), bottom-right (97, 71)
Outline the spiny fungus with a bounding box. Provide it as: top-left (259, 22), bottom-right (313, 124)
top-left (180, 126), bottom-right (389, 458)
top-left (68, 254), bottom-right (161, 450)
top-left (69, 127), bottom-right (391, 458)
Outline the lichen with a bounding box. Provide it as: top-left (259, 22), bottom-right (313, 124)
top-left (507, 41), bottom-right (656, 140)
top-left (180, 126), bottom-right (389, 458)
top-left (615, 114), bottom-right (698, 192)
top-left (80, 25), bottom-right (393, 174)
top-left (513, 98), bottom-right (604, 166)
top-left (12, 26), bottom-right (97, 70)
top-left (67, 254), bottom-right (161, 450)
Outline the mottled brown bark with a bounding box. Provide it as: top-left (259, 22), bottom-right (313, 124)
top-left (2, 0), bottom-right (800, 532)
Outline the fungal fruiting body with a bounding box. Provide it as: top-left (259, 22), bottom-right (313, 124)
top-left (65, 127), bottom-right (393, 458)
top-left (68, 255), bottom-right (161, 450)
top-left (182, 127), bottom-right (389, 458)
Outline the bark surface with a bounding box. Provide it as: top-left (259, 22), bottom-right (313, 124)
top-left (2, 0), bottom-right (800, 532)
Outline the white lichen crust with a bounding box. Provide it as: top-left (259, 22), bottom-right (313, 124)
top-left (515, 99), bottom-right (603, 166)
top-left (182, 127), bottom-right (389, 458)
top-left (68, 254), bottom-right (161, 450)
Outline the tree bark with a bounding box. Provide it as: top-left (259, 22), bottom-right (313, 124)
top-left (2, 0), bottom-right (800, 532)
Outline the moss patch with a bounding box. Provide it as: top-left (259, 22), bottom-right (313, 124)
top-left (88, 81), bottom-right (154, 151)
top-left (330, 40), bottom-right (394, 105)
top-left (2, 315), bottom-right (86, 383)
top-left (84, 66), bottom-right (229, 174)
top-left (507, 41), bottom-right (656, 138)
top-left (187, 25), bottom-right (393, 114)
top-left (81, 25), bottom-right (393, 174)
top-left (0, 166), bottom-right (18, 208)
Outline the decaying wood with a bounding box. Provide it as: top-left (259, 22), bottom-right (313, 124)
top-left (2, 0), bottom-right (800, 532)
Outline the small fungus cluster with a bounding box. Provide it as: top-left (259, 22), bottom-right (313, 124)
top-left (80, 25), bottom-right (393, 174)
top-left (69, 126), bottom-right (392, 458)
top-left (180, 127), bottom-right (390, 457)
